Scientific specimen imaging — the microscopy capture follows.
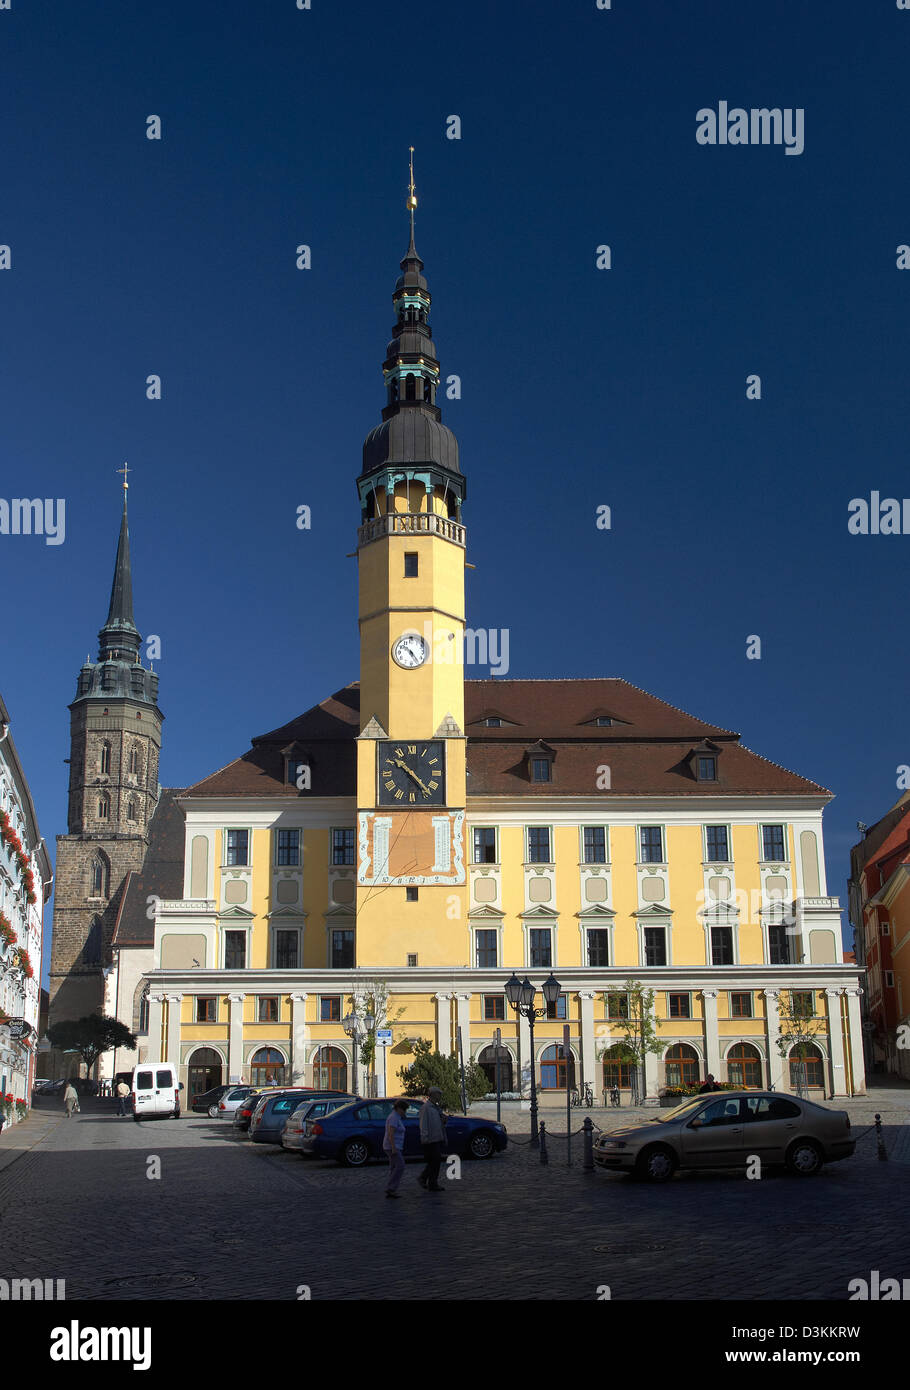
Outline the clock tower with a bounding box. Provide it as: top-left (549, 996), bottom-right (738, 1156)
top-left (355, 156), bottom-right (469, 966)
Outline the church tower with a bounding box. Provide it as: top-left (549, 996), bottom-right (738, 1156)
top-left (355, 156), bottom-right (469, 966)
top-left (48, 477), bottom-right (163, 1026)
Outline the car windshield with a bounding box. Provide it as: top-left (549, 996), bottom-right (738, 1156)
top-left (654, 1097), bottom-right (707, 1123)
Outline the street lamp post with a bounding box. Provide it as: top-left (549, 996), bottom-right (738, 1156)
top-left (505, 971), bottom-right (560, 1149)
top-left (342, 1008), bottom-right (375, 1097)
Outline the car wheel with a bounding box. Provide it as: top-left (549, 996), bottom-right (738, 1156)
top-left (635, 1145), bottom-right (677, 1183)
top-left (785, 1138), bottom-right (823, 1176)
top-left (341, 1137), bottom-right (370, 1167)
top-left (468, 1130), bottom-right (495, 1159)
top-left (208, 1104), bottom-right (220, 1118)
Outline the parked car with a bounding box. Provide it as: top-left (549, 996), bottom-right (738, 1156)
top-left (214, 1085), bottom-right (257, 1119)
top-left (132, 1063), bottom-right (184, 1122)
top-left (192, 1084), bottom-right (237, 1117)
top-left (593, 1091), bottom-right (855, 1182)
top-left (247, 1089), bottom-right (353, 1144)
top-left (299, 1097), bottom-right (508, 1166)
top-left (232, 1092), bottom-right (269, 1132)
top-left (278, 1094), bottom-right (359, 1151)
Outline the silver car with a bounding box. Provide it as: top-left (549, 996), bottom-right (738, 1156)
top-left (593, 1090), bottom-right (855, 1182)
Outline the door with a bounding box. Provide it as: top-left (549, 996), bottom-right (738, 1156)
top-left (741, 1094), bottom-right (802, 1163)
top-left (133, 1069), bottom-right (155, 1115)
top-left (679, 1096), bottom-right (746, 1168)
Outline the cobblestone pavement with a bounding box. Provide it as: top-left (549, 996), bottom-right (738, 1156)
top-left (1, 1094), bottom-right (908, 1301)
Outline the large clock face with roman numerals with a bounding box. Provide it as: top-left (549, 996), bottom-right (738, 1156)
top-left (378, 741), bottom-right (445, 806)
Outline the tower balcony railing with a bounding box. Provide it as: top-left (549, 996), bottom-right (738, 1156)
top-left (358, 512), bottom-right (465, 547)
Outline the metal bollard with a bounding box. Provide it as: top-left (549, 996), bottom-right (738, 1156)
top-left (583, 1115), bottom-right (594, 1172)
top-left (875, 1113), bottom-right (888, 1162)
top-left (539, 1120), bottom-right (549, 1165)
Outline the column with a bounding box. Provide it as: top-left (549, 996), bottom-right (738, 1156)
top-left (454, 992), bottom-right (471, 1066)
top-left (227, 994), bottom-right (245, 1083)
top-left (518, 1009), bottom-right (531, 1097)
top-left (434, 992), bottom-right (452, 1054)
top-left (702, 989), bottom-right (721, 1078)
top-left (165, 994), bottom-right (181, 1069)
top-left (289, 993), bottom-right (309, 1085)
top-left (146, 994), bottom-right (165, 1063)
top-left (644, 1048), bottom-right (659, 1102)
top-left (578, 990), bottom-right (596, 1091)
top-left (825, 988), bottom-right (848, 1098)
top-left (763, 989), bottom-right (784, 1090)
top-left (844, 987), bottom-right (866, 1096)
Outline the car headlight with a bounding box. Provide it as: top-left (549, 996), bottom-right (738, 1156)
top-left (600, 1140), bottom-right (627, 1151)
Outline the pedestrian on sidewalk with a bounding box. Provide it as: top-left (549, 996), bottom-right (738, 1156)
top-left (115, 1079), bottom-right (131, 1117)
top-left (63, 1083), bottom-right (78, 1118)
top-left (418, 1087), bottom-right (448, 1192)
top-left (698, 1074), bottom-right (721, 1094)
top-left (382, 1099), bottom-right (409, 1198)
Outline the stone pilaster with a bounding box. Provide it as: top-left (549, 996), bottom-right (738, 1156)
top-left (227, 994), bottom-right (245, 1082)
top-left (702, 989), bottom-right (720, 1078)
top-left (289, 992), bottom-right (308, 1084)
top-left (825, 988), bottom-right (848, 1097)
top-left (763, 989), bottom-right (784, 1090)
top-left (578, 990), bottom-right (596, 1091)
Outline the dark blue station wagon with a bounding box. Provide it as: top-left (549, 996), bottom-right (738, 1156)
top-left (300, 1097), bottom-right (508, 1166)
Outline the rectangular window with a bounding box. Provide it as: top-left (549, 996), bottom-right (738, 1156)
top-left (762, 824), bottom-right (786, 862)
top-left (276, 828), bottom-right (300, 866)
top-left (407, 953), bottom-right (418, 967)
top-left (225, 828), bottom-right (249, 866)
top-left (586, 929), bottom-right (610, 968)
top-left (406, 886), bottom-right (418, 902)
top-left (731, 991), bottom-right (752, 1019)
top-left (258, 996), bottom-right (279, 1023)
top-left (885, 970), bottom-right (895, 987)
top-left (472, 827), bottom-right (497, 863)
top-left (768, 923), bottom-right (791, 965)
top-left (546, 993), bottom-right (568, 1021)
top-left (332, 828), bottom-right (355, 865)
top-left (527, 827), bottom-right (551, 863)
top-left (705, 825), bottom-right (729, 861)
top-left (529, 928), bottom-right (552, 968)
top-left (697, 756), bottom-right (717, 781)
top-left (710, 926), bottom-right (734, 965)
top-left (639, 826), bottom-right (663, 863)
top-left (483, 995), bottom-right (505, 1021)
top-left (791, 991), bottom-right (814, 1018)
top-left (643, 926), bottom-right (667, 966)
top-left (531, 758), bottom-right (551, 783)
top-left (583, 826), bottom-right (607, 863)
top-left (196, 997), bottom-right (216, 1023)
top-left (224, 930), bottom-right (247, 969)
top-left (668, 992), bottom-right (690, 1019)
top-left (320, 995), bottom-right (341, 1022)
top-left (274, 930), bottom-right (298, 969)
top-left (606, 992), bottom-right (630, 1020)
top-left (475, 930), bottom-right (498, 968)
top-left (404, 552), bottom-right (418, 577)
top-left (330, 930), bottom-right (355, 969)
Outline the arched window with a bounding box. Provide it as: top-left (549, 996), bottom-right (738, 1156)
top-left (97, 794), bottom-right (110, 820)
top-left (84, 917), bottom-right (102, 965)
top-left (789, 1043), bottom-right (824, 1093)
top-left (129, 747), bottom-right (140, 774)
top-left (405, 374), bottom-right (416, 401)
top-left (90, 853), bottom-right (109, 897)
top-left (539, 1043), bottom-right (575, 1091)
top-left (664, 1043), bottom-right (700, 1088)
top-left (127, 798), bottom-right (138, 821)
top-left (100, 741), bottom-right (111, 774)
top-left (727, 1042), bottom-right (762, 1089)
top-left (250, 1047), bottom-right (287, 1088)
top-left (422, 376), bottom-right (432, 403)
top-left (138, 985), bottom-right (150, 1033)
top-left (601, 1043), bottom-right (633, 1091)
top-left (312, 1046), bottom-right (347, 1091)
top-left (477, 1045), bottom-right (513, 1093)
top-left (390, 377), bottom-right (399, 403)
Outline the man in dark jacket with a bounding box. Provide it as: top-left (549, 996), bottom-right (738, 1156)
top-left (698, 1074), bottom-right (721, 1094)
top-left (418, 1087), bottom-right (447, 1192)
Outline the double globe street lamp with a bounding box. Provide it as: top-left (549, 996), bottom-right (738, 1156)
top-left (505, 970), bottom-right (561, 1149)
top-left (342, 1008), bottom-right (375, 1098)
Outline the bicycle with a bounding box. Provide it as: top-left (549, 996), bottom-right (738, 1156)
top-left (570, 1087), bottom-right (581, 1107)
top-left (609, 1085), bottom-right (621, 1108)
top-left (582, 1082), bottom-right (594, 1107)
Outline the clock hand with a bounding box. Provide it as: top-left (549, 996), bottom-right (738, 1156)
top-left (393, 759), bottom-right (432, 795)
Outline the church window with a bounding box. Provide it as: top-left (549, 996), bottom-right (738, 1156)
top-left (98, 794), bottom-right (110, 820)
top-left (138, 987), bottom-right (150, 1032)
top-left (84, 917), bottom-right (102, 965)
top-left (405, 374), bottom-right (416, 401)
top-left (100, 742), bottom-right (111, 774)
top-left (129, 747), bottom-right (140, 774)
top-left (90, 855), bottom-right (109, 897)
top-left (127, 798), bottom-right (138, 821)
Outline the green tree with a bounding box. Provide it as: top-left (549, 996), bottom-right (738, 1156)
top-left (600, 981), bottom-right (662, 1103)
top-left (397, 1039), bottom-right (488, 1111)
top-left (46, 1013), bottom-right (136, 1076)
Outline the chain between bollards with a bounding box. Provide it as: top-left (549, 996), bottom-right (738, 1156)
top-left (875, 1113), bottom-right (888, 1161)
top-left (539, 1120), bottom-right (549, 1165)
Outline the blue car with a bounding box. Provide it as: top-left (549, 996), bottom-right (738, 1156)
top-left (248, 1089), bottom-right (353, 1145)
top-left (299, 1097), bottom-right (508, 1166)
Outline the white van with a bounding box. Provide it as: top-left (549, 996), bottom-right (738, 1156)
top-left (131, 1063), bottom-right (183, 1121)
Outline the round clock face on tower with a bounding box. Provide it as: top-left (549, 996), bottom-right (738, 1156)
top-left (391, 632), bottom-right (429, 668)
top-left (378, 741), bottom-right (446, 806)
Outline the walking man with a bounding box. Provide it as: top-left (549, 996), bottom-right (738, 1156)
top-left (115, 1078), bottom-right (131, 1117)
top-left (418, 1086), bottom-right (447, 1192)
top-left (382, 1098), bottom-right (409, 1198)
top-left (63, 1082), bottom-right (78, 1118)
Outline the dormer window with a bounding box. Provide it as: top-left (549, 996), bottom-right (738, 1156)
top-left (484, 718), bottom-right (502, 728)
top-left (697, 756), bottom-right (717, 781)
top-left (531, 758), bottom-right (552, 783)
top-left (596, 717), bottom-right (612, 727)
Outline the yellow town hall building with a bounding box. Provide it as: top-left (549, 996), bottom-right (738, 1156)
top-left (102, 188), bottom-right (865, 1102)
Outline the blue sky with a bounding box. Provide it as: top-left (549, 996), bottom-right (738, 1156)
top-left (2, 0), bottom-right (908, 972)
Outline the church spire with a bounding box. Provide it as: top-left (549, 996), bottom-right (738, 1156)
top-left (98, 466), bottom-right (140, 663)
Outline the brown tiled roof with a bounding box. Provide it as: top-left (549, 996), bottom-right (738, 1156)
top-left (111, 789), bottom-right (187, 946)
top-left (182, 680), bottom-right (829, 800)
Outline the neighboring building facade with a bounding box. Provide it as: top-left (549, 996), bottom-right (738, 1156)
top-left (119, 196), bottom-right (865, 1102)
top-left (47, 485), bottom-right (164, 1077)
top-left (848, 795), bottom-right (910, 1080)
top-left (0, 694), bottom-right (53, 1121)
